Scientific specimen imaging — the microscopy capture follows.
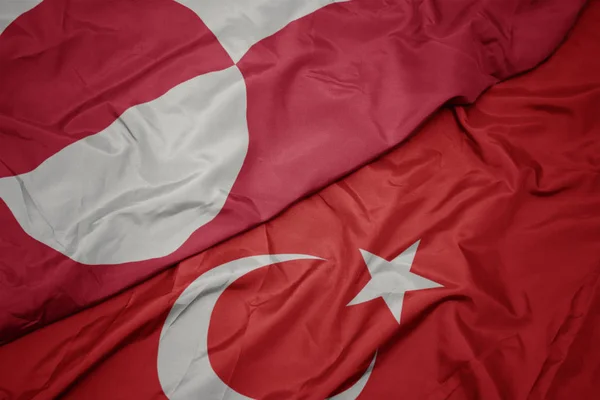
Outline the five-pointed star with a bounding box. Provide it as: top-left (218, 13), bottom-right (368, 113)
top-left (348, 241), bottom-right (443, 324)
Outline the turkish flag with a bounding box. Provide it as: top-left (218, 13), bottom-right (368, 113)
top-left (0, 0), bottom-right (587, 343)
top-left (1, 0), bottom-right (599, 398)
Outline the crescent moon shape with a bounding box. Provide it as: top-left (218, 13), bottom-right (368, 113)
top-left (157, 254), bottom-right (377, 400)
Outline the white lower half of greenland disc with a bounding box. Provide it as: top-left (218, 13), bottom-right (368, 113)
top-left (157, 254), bottom-right (376, 400)
top-left (0, 0), bottom-right (41, 34)
top-left (0, 66), bottom-right (248, 265)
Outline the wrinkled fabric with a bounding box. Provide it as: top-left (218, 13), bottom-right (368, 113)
top-left (0, 0), bottom-right (599, 398)
top-left (0, 0), bottom-right (588, 343)
top-left (0, 66), bottom-right (248, 265)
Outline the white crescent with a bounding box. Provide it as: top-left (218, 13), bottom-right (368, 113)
top-left (157, 254), bottom-right (376, 400)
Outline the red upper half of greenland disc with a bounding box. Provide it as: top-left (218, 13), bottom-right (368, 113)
top-left (0, 0), bottom-right (232, 178)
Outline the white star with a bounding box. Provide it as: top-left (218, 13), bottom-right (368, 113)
top-left (347, 241), bottom-right (442, 324)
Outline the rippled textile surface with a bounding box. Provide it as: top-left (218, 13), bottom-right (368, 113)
top-left (0, 0), bottom-right (587, 343)
top-left (0, 0), bottom-right (598, 398)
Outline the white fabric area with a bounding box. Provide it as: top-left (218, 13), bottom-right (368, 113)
top-left (0, 66), bottom-right (248, 264)
top-left (176, 0), bottom-right (347, 62)
top-left (0, 0), bottom-right (40, 34)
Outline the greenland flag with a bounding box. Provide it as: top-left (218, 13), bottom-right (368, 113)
top-left (0, 0), bottom-right (586, 342)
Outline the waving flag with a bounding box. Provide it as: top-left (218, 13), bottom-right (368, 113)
top-left (0, 0), bottom-right (588, 344)
top-left (1, 0), bottom-right (599, 398)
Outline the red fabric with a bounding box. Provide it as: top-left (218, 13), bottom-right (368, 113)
top-left (1, 1), bottom-right (599, 398)
top-left (0, 0), bottom-right (587, 343)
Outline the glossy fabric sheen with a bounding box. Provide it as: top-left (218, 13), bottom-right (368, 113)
top-left (0, 66), bottom-right (248, 264)
top-left (0, 0), bottom-right (588, 342)
top-left (0, 1), bottom-right (598, 398)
